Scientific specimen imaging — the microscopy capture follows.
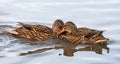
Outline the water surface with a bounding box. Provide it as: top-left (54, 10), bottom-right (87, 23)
top-left (0, 0), bottom-right (120, 64)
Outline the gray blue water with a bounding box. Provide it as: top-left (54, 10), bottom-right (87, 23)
top-left (0, 0), bottom-right (120, 64)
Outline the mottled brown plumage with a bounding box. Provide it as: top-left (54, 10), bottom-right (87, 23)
top-left (78, 27), bottom-right (104, 39)
top-left (8, 19), bottom-right (64, 41)
top-left (8, 20), bottom-right (109, 44)
top-left (9, 23), bottom-right (53, 41)
top-left (59, 21), bottom-right (109, 44)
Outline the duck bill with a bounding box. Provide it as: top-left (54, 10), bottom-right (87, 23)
top-left (58, 28), bottom-right (65, 35)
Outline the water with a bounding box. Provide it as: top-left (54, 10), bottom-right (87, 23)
top-left (0, 0), bottom-right (120, 64)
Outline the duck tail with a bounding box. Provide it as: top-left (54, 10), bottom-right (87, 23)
top-left (99, 31), bottom-right (104, 35)
top-left (18, 22), bottom-right (26, 27)
top-left (99, 30), bottom-right (106, 34)
top-left (17, 22), bottom-right (31, 30)
top-left (93, 30), bottom-right (104, 38)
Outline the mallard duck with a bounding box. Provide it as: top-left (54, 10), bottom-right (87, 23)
top-left (8, 19), bottom-right (64, 41)
top-left (58, 21), bottom-right (109, 44)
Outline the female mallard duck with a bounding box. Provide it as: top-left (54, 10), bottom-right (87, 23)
top-left (8, 19), bottom-right (64, 41)
top-left (58, 21), bottom-right (109, 44)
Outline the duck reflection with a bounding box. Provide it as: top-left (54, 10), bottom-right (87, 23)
top-left (20, 41), bottom-right (109, 56)
top-left (63, 44), bottom-right (109, 56)
top-left (78, 44), bottom-right (109, 54)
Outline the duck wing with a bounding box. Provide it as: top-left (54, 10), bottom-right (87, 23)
top-left (62, 35), bottom-right (89, 44)
top-left (78, 27), bottom-right (104, 38)
top-left (89, 34), bottom-right (109, 44)
top-left (18, 22), bottom-right (52, 33)
top-left (61, 33), bottom-right (108, 44)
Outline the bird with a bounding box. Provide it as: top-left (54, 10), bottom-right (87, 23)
top-left (58, 21), bottom-right (109, 44)
top-left (8, 19), bottom-right (64, 41)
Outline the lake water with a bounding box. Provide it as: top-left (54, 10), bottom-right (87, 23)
top-left (0, 0), bottom-right (120, 64)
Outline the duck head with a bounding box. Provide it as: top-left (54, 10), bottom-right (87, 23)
top-left (58, 21), bottom-right (78, 35)
top-left (52, 19), bottom-right (64, 35)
